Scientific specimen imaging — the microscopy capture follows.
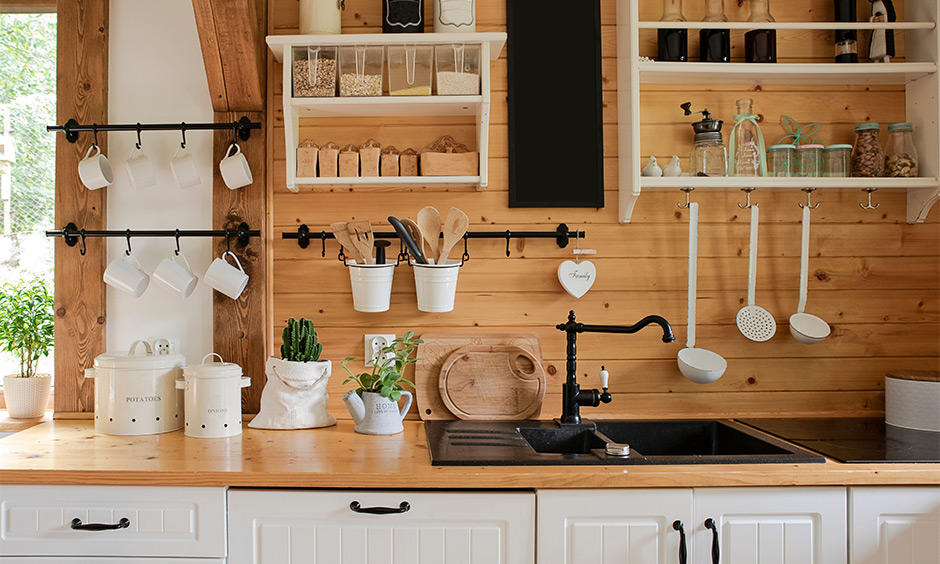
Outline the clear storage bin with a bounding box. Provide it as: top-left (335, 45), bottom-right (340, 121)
top-left (435, 44), bottom-right (480, 95)
top-left (292, 46), bottom-right (337, 97)
top-left (767, 144), bottom-right (794, 177)
top-left (823, 144), bottom-right (851, 177)
top-left (388, 45), bottom-right (433, 96)
top-left (339, 45), bottom-right (384, 97)
top-left (795, 144), bottom-right (823, 177)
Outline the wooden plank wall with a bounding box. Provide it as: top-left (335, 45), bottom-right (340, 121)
top-left (267, 0), bottom-right (939, 420)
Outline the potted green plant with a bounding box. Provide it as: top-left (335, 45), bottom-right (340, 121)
top-left (341, 331), bottom-right (422, 435)
top-left (0, 277), bottom-right (54, 418)
top-left (249, 317), bottom-right (336, 429)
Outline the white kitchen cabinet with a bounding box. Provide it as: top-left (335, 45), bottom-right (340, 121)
top-left (0, 485), bottom-right (226, 559)
top-left (850, 486), bottom-right (940, 564)
top-left (538, 489), bottom-right (693, 564)
top-left (227, 489), bottom-right (535, 564)
top-left (538, 487), bottom-right (846, 564)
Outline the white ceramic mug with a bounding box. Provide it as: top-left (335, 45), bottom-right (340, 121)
top-left (152, 252), bottom-right (198, 299)
top-left (78, 144), bottom-right (114, 190)
top-left (219, 143), bottom-right (253, 189)
top-left (170, 145), bottom-right (201, 189)
top-left (103, 253), bottom-right (150, 298)
top-left (204, 250), bottom-right (249, 299)
top-left (125, 145), bottom-right (157, 189)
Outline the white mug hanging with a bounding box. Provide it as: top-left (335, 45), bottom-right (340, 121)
top-left (557, 237), bottom-right (596, 299)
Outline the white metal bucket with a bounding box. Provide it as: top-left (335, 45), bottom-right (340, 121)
top-left (348, 261), bottom-right (395, 312)
top-left (413, 260), bottom-right (460, 313)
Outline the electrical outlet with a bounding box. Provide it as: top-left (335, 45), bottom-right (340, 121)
top-left (364, 334), bottom-right (395, 367)
top-left (152, 338), bottom-right (177, 355)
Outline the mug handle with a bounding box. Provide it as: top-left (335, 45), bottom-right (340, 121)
top-left (84, 144), bottom-right (100, 159)
top-left (175, 378), bottom-right (187, 390)
top-left (202, 352), bottom-right (225, 365)
top-left (174, 252), bottom-right (193, 273)
top-left (129, 340), bottom-right (154, 356)
top-left (125, 253), bottom-right (144, 271)
top-left (128, 145), bottom-right (141, 159)
top-left (239, 377), bottom-right (252, 388)
top-left (398, 390), bottom-right (413, 421)
top-left (173, 145), bottom-right (185, 159)
top-left (222, 250), bottom-right (245, 273)
top-left (225, 143), bottom-right (240, 158)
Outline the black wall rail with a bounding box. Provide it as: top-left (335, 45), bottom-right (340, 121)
top-left (283, 223), bottom-right (585, 259)
top-left (47, 116), bottom-right (260, 144)
top-left (47, 222), bottom-right (259, 255)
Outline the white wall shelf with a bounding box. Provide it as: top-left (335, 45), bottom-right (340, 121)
top-left (617, 0), bottom-right (940, 224)
top-left (266, 33), bottom-right (506, 192)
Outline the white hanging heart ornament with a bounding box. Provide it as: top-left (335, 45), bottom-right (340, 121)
top-left (558, 260), bottom-right (596, 299)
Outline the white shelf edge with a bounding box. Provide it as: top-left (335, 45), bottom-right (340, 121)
top-left (640, 177), bottom-right (940, 189)
top-left (638, 62), bottom-right (938, 85)
top-left (267, 33), bottom-right (507, 63)
top-left (638, 21), bottom-right (936, 30)
top-left (290, 96), bottom-right (483, 117)
top-left (294, 175), bottom-right (482, 186)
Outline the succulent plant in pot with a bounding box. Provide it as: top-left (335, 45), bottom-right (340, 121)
top-left (249, 317), bottom-right (336, 429)
top-left (0, 277), bottom-right (54, 418)
top-left (341, 331), bottom-right (422, 435)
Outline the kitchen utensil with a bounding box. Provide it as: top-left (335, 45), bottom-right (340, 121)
top-left (84, 339), bottom-right (185, 436)
top-left (124, 145), bottom-right (157, 189)
top-left (388, 215), bottom-right (427, 264)
top-left (401, 217), bottom-right (423, 248)
top-left (438, 345), bottom-right (545, 420)
top-left (417, 206), bottom-right (442, 262)
top-left (176, 353), bottom-right (250, 438)
top-left (886, 370), bottom-right (940, 432)
top-left (413, 260), bottom-right (460, 312)
top-left (677, 202), bottom-right (727, 383)
top-left (77, 144), bottom-right (113, 190)
top-left (789, 205), bottom-right (831, 344)
top-left (374, 240), bottom-right (391, 264)
top-left (415, 334), bottom-right (543, 420)
top-left (736, 204), bottom-right (777, 342)
top-left (103, 252), bottom-right (150, 298)
top-left (438, 207), bottom-right (469, 263)
top-left (331, 222), bottom-right (367, 264)
top-left (152, 251), bottom-right (198, 299)
top-left (348, 220), bottom-right (375, 264)
top-left (219, 142), bottom-right (253, 189)
top-left (203, 250), bottom-right (249, 300)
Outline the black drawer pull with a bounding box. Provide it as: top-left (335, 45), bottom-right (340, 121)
top-left (672, 520), bottom-right (687, 564)
top-left (705, 518), bottom-right (720, 564)
top-left (70, 517), bottom-right (131, 531)
top-left (349, 501), bottom-right (410, 515)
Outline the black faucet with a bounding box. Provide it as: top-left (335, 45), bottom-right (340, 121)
top-left (555, 310), bottom-right (676, 425)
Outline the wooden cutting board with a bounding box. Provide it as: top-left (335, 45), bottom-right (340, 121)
top-left (415, 334), bottom-right (543, 420)
top-left (438, 345), bottom-right (545, 420)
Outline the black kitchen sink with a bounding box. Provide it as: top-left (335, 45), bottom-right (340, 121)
top-left (425, 419), bottom-right (825, 466)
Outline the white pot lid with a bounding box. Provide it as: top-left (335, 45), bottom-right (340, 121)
top-left (183, 353), bottom-right (243, 379)
top-left (94, 340), bottom-right (185, 370)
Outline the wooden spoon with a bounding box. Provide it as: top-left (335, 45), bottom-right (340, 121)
top-left (417, 206), bottom-right (441, 263)
top-left (401, 218), bottom-right (423, 253)
top-left (330, 222), bottom-right (367, 264)
top-left (347, 220), bottom-right (374, 264)
top-left (438, 207), bottom-right (469, 264)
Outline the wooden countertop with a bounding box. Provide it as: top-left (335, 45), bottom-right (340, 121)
top-left (0, 421), bottom-right (937, 488)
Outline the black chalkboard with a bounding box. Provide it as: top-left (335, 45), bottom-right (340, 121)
top-left (507, 0), bottom-right (604, 208)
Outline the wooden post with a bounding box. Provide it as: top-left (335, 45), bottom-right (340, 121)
top-left (53, 0), bottom-right (109, 415)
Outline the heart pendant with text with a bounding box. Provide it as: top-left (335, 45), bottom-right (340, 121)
top-left (557, 260), bottom-right (596, 299)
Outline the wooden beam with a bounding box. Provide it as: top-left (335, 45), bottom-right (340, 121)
top-left (213, 112), bottom-right (266, 413)
top-left (191, 0), bottom-right (266, 112)
top-left (0, 0), bottom-right (56, 13)
top-left (53, 0), bottom-right (108, 414)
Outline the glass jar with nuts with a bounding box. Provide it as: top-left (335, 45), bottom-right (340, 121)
top-left (851, 122), bottom-right (885, 177)
top-left (885, 122), bottom-right (919, 177)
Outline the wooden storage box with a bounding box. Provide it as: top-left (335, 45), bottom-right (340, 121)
top-left (419, 151), bottom-right (479, 176)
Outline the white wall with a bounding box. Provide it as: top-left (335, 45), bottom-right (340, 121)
top-left (107, 0), bottom-right (214, 361)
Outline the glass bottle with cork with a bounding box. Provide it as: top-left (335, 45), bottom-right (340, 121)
top-left (701, 0), bottom-right (730, 62)
top-left (683, 103), bottom-right (727, 177)
top-left (658, 0), bottom-right (688, 62)
top-left (745, 0), bottom-right (776, 63)
top-left (730, 98), bottom-right (765, 176)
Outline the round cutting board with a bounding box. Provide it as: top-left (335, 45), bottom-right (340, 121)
top-left (437, 345), bottom-right (546, 420)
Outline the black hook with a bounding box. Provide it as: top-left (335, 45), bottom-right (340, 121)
top-left (174, 229), bottom-right (181, 256)
top-left (180, 122), bottom-right (187, 149)
top-left (505, 230), bottom-right (511, 257)
top-left (462, 235), bottom-right (470, 264)
top-left (135, 123), bottom-right (142, 150)
top-left (225, 231), bottom-right (232, 253)
top-left (337, 245), bottom-right (346, 263)
top-left (79, 229), bottom-right (87, 256)
top-left (233, 123), bottom-right (239, 146)
top-left (92, 123), bottom-right (99, 147)
top-left (320, 231), bottom-right (327, 257)
top-left (125, 229), bottom-right (132, 256)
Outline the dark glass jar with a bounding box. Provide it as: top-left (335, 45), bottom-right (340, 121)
top-left (700, 0), bottom-right (730, 62)
top-left (834, 0), bottom-right (858, 63)
top-left (745, 0), bottom-right (776, 63)
top-left (383, 0), bottom-right (424, 33)
top-left (658, 0), bottom-right (688, 62)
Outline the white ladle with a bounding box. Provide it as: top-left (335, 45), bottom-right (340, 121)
top-left (736, 203), bottom-right (777, 342)
top-left (678, 202), bottom-right (728, 383)
top-left (789, 204), bottom-right (831, 344)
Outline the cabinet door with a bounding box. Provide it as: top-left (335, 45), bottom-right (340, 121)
top-left (850, 486), bottom-right (940, 564)
top-left (537, 489), bottom-right (693, 564)
top-left (228, 489), bottom-right (534, 564)
top-left (693, 487), bottom-right (847, 564)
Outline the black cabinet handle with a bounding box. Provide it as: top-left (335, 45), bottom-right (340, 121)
top-left (349, 501), bottom-right (411, 515)
top-left (672, 520), bottom-right (687, 564)
top-left (70, 517), bottom-right (130, 531)
top-left (704, 518), bottom-right (720, 564)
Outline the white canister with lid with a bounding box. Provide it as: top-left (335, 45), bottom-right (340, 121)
top-left (85, 339), bottom-right (185, 436)
top-left (177, 353), bottom-right (250, 438)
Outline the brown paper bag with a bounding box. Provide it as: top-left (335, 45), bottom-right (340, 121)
top-left (380, 145), bottom-right (400, 177)
top-left (360, 139), bottom-right (381, 177)
top-left (296, 139), bottom-right (319, 178)
top-left (318, 142), bottom-right (339, 177)
top-left (339, 144), bottom-right (360, 177)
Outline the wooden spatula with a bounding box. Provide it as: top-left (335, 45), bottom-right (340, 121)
top-left (347, 220), bottom-right (374, 264)
top-left (417, 206), bottom-right (441, 263)
top-left (439, 207), bottom-right (469, 264)
top-left (331, 222), bottom-right (367, 264)
top-left (401, 218), bottom-right (423, 254)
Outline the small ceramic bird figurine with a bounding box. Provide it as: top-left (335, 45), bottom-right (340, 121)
top-left (663, 155), bottom-right (682, 177)
top-left (642, 156), bottom-right (662, 177)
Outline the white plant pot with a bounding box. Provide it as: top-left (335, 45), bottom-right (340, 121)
top-left (249, 357), bottom-right (336, 430)
top-left (3, 374), bottom-right (52, 419)
top-left (343, 389), bottom-right (413, 435)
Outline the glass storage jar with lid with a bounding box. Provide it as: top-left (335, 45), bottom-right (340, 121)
top-left (795, 144), bottom-right (823, 177)
top-left (885, 122), bottom-right (919, 177)
top-left (823, 144), bottom-right (852, 177)
top-left (767, 144), bottom-right (794, 177)
top-left (689, 108), bottom-right (727, 177)
top-left (851, 122), bottom-right (885, 177)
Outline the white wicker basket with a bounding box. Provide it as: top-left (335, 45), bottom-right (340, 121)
top-left (2, 374), bottom-right (52, 419)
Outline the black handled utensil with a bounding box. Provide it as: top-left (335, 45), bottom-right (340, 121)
top-left (388, 216), bottom-right (427, 264)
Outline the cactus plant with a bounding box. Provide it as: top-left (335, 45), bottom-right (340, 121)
top-left (280, 317), bottom-right (323, 362)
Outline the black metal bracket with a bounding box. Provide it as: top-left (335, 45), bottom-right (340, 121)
top-left (49, 116), bottom-right (260, 143)
top-left (48, 222), bottom-right (258, 250)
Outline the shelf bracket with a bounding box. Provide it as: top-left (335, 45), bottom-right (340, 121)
top-left (908, 185), bottom-right (940, 223)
